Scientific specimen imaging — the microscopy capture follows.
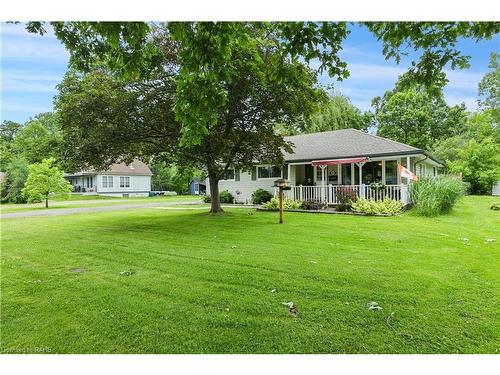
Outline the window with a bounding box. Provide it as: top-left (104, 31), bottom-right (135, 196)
top-left (385, 160), bottom-right (398, 185)
top-left (120, 176), bottom-right (130, 188)
top-left (222, 169), bottom-right (235, 180)
top-left (102, 176), bottom-right (113, 188)
top-left (257, 165), bottom-right (281, 179)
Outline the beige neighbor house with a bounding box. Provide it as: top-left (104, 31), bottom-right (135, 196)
top-left (206, 129), bottom-right (444, 205)
top-left (65, 159), bottom-right (153, 197)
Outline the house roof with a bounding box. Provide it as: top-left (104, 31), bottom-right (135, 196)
top-left (283, 129), bottom-right (427, 162)
top-left (104, 159), bottom-right (153, 176)
top-left (66, 159), bottom-right (153, 176)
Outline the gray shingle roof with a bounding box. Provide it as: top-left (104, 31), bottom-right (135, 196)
top-left (283, 129), bottom-right (422, 162)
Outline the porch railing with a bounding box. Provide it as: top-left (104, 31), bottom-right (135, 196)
top-left (276, 184), bottom-right (409, 205)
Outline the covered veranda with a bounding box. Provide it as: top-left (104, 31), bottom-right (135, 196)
top-left (279, 155), bottom-right (420, 205)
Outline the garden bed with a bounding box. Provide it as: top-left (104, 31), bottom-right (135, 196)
top-left (255, 207), bottom-right (398, 216)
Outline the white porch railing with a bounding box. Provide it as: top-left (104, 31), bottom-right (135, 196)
top-left (276, 184), bottom-right (409, 205)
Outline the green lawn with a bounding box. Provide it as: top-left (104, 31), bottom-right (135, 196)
top-left (0, 195), bottom-right (201, 213)
top-left (1, 196), bottom-right (498, 353)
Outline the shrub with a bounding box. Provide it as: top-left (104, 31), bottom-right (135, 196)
top-left (410, 175), bottom-right (465, 216)
top-left (219, 190), bottom-right (234, 204)
top-left (351, 198), bottom-right (404, 215)
top-left (302, 199), bottom-right (326, 210)
top-left (251, 188), bottom-right (273, 205)
top-left (262, 197), bottom-right (303, 210)
top-left (336, 186), bottom-right (358, 212)
top-left (201, 194), bottom-right (211, 203)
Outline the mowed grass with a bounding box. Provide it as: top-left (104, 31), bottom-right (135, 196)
top-left (1, 196), bottom-right (499, 353)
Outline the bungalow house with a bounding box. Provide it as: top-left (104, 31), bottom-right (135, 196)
top-left (65, 159), bottom-right (153, 197)
top-left (207, 129), bottom-right (444, 205)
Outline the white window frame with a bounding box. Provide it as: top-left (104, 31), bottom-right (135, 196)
top-left (102, 175), bottom-right (113, 188)
top-left (257, 165), bottom-right (282, 180)
top-left (120, 176), bottom-right (130, 188)
top-left (221, 169), bottom-right (236, 181)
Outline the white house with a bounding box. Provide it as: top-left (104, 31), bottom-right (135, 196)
top-left (65, 159), bottom-right (153, 197)
top-left (206, 129), bottom-right (444, 205)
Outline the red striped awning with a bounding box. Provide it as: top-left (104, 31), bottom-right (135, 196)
top-left (312, 157), bottom-right (369, 166)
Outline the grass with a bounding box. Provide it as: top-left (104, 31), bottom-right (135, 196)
top-left (1, 196), bottom-right (499, 353)
top-left (0, 195), bottom-right (201, 214)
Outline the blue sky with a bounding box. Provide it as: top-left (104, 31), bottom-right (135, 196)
top-left (1, 22), bottom-right (499, 123)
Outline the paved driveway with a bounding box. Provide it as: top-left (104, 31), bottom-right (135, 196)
top-left (1, 200), bottom-right (203, 219)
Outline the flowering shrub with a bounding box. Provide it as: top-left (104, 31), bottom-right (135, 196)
top-left (336, 186), bottom-right (358, 211)
top-left (351, 198), bottom-right (404, 215)
top-left (262, 197), bottom-right (303, 210)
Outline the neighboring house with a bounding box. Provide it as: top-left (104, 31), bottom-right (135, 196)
top-left (189, 179), bottom-right (206, 195)
top-left (493, 181), bottom-right (500, 196)
top-left (65, 159), bottom-right (153, 197)
top-left (207, 129), bottom-right (444, 205)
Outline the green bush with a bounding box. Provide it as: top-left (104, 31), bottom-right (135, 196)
top-left (262, 197), bottom-right (303, 210)
top-left (219, 190), bottom-right (234, 204)
top-left (410, 176), bottom-right (465, 216)
top-left (351, 198), bottom-right (404, 215)
top-left (336, 186), bottom-right (358, 211)
top-left (202, 191), bottom-right (234, 204)
top-left (302, 199), bottom-right (326, 210)
top-left (251, 189), bottom-right (273, 205)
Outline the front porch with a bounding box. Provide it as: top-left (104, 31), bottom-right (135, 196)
top-left (277, 156), bottom-right (418, 205)
top-left (279, 184), bottom-right (409, 205)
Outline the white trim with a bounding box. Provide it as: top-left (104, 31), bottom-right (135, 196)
top-left (256, 165), bottom-right (282, 180)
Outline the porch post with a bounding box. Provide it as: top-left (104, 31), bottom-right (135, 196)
top-left (320, 165), bottom-right (326, 202)
top-left (351, 163), bottom-right (354, 185)
top-left (337, 164), bottom-right (342, 185)
top-left (406, 156), bottom-right (411, 185)
top-left (287, 164), bottom-right (291, 183)
top-left (381, 160), bottom-right (386, 184)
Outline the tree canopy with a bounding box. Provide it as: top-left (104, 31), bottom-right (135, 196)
top-left (373, 84), bottom-right (467, 150)
top-left (22, 158), bottom-right (73, 207)
top-left (24, 21), bottom-right (500, 210)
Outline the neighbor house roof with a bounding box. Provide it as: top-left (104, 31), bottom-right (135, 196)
top-left (283, 128), bottom-right (436, 163)
top-left (66, 159), bottom-right (153, 176)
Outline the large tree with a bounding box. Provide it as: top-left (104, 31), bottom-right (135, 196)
top-left (372, 84), bottom-right (468, 150)
top-left (299, 95), bottom-right (372, 134)
top-left (26, 21), bottom-right (500, 212)
top-left (478, 52), bottom-right (500, 125)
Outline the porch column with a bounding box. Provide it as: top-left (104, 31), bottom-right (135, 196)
top-left (287, 164), bottom-right (291, 183)
top-left (351, 163), bottom-right (355, 185)
top-left (406, 156), bottom-right (411, 185)
top-left (381, 160), bottom-right (386, 184)
top-left (320, 165), bottom-right (326, 202)
top-left (337, 164), bottom-right (342, 185)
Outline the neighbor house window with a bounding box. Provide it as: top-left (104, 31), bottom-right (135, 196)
top-left (222, 169), bottom-right (235, 180)
top-left (120, 176), bottom-right (130, 188)
top-left (102, 176), bottom-right (113, 188)
top-left (257, 166), bottom-right (282, 179)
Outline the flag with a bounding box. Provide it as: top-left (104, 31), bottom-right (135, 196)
top-left (398, 163), bottom-right (418, 181)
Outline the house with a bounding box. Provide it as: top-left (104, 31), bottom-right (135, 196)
top-left (493, 181), bottom-right (500, 196)
top-left (206, 129), bottom-right (444, 204)
top-left (65, 159), bottom-right (153, 197)
top-left (189, 179), bottom-right (206, 195)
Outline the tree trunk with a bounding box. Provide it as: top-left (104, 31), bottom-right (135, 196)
top-left (208, 174), bottom-right (223, 213)
top-left (45, 196), bottom-right (49, 208)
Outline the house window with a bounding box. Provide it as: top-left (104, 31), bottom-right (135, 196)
top-left (222, 169), bottom-right (235, 180)
top-left (257, 166), bottom-right (282, 179)
top-left (120, 176), bottom-right (130, 188)
top-left (385, 160), bottom-right (398, 185)
top-left (102, 176), bottom-right (113, 188)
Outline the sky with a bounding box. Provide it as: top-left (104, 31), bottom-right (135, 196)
top-left (1, 22), bottom-right (499, 123)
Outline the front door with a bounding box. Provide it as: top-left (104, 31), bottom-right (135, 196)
top-left (305, 165), bottom-right (314, 186)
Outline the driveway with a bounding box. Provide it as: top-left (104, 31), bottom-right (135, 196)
top-left (1, 200), bottom-right (203, 219)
